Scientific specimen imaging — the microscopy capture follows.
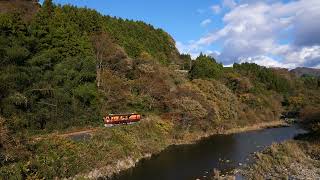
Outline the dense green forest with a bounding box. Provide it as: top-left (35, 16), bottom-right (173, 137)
top-left (0, 0), bottom-right (183, 131)
top-left (1, 0), bottom-right (319, 178)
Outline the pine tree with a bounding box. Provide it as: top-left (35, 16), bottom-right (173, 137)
top-left (42, 0), bottom-right (54, 16)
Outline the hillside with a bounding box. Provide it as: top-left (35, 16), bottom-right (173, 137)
top-left (0, 0), bottom-right (40, 21)
top-left (0, 0), bottom-right (185, 131)
top-left (0, 0), bottom-right (320, 179)
top-left (103, 16), bottom-right (181, 65)
top-left (291, 67), bottom-right (320, 77)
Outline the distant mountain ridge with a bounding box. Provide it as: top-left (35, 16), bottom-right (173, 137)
top-left (291, 67), bottom-right (320, 77)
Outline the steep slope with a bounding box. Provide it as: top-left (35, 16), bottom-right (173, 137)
top-left (0, 0), bottom-right (184, 131)
top-left (103, 16), bottom-right (181, 65)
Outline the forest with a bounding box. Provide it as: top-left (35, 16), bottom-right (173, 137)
top-left (0, 0), bottom-right (319, 179)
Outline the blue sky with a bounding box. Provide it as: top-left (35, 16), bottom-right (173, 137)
top-left (41, 0), bottom-right (320, 68)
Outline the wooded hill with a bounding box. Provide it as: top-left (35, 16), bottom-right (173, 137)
top-left (0, 0), bottom-right (183, 131)
top-left (1, 0), bottom-right (319, 141)
top-left (1, 0), bottom-right (319, 178)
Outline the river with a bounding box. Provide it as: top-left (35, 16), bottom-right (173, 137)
top-left (112, 125), bottom-right (307, 180)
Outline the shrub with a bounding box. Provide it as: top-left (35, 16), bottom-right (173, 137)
top-left (172, 96), bottom-right (208, 127)
top-left (300, 106), bottom-right (320, 134)
top-left (0, 117), bottom-right (30, 167)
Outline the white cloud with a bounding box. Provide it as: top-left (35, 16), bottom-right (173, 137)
top-left (180, 0), bottom-right (320, 68)
top-left (200, 19), bottom-right (212, 27)
top-left (283, 46), bottom-right (320, 67)
top-left (176, 41), bottom-right (200, 59)
top-left (211, 5), bottom-right (221, 14)
top-left (223, 0), bottom-right (237, 9)
top-left (239, 56), bottom-right (296, 69)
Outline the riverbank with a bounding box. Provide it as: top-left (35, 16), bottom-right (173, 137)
top-left (172, 120), bottom-right (288, 146)
top-left (222, 120), bottom-right (288, 135)
top-left (73, 120), bottom-right (288, 179)
top-left (0, 118), bottom-right (288, 179)
top-left (242, 138), bottom-right (320, 179)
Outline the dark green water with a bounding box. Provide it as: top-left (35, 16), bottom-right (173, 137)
top-left (112, 125), bottom-right (306, 180)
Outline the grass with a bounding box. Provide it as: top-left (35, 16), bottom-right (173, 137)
top-left (223, 121), bottom-right (288, 135)
top-left (243, 138), bottom-right (320, 180)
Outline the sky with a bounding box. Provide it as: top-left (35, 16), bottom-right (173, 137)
top-left (42, 0), bottom-right (320, 69)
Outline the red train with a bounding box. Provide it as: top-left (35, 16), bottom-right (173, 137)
top-left (103, 113), bottom-right (141, 127)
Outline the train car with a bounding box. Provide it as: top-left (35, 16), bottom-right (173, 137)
top-left (103, 113), bottom-right (141, 127)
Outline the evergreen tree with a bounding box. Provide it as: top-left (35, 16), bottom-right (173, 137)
top-left (42, 0), bottom-right (54, 16)
top-left (189, 53), bottom-right (223, 79)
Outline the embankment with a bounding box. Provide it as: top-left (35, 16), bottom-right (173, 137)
top-left (74, 120), bottom-right (288, 179)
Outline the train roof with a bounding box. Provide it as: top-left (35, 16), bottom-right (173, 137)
top-left (107, 113), bottom-right (139, 116)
